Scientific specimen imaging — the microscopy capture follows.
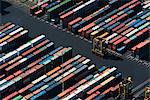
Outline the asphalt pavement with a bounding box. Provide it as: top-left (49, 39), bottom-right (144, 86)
top-left (0, 0), bottom-right (150, 87)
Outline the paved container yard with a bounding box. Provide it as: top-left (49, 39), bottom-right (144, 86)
top-left (0, 0), bottom-right (149, 89)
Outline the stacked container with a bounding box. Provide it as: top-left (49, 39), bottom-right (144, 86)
top-left (0, 22), bottom-right (122, 99)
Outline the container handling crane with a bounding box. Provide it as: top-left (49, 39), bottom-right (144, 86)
top-left (117, 76), bottom-right (133, 100)
top-left (144, 86), bottom-right (150, 100)
top-left (92, 36), bottom-right (106, 56)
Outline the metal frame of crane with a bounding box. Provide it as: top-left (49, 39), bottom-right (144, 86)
top-left (118, 77), bottom-right (133, 100)
top-left (92, 36), bottom-right (106, 56)
top-left (144, 86), bottom-right (150, 100)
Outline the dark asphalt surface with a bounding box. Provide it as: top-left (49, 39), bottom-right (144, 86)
top-left (0, 0), bottom-right (149, 87)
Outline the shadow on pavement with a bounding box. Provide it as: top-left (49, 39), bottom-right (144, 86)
top-left (103, 54), bottom-right (122, 61)
top-left (0, 1), bottom-right (12, 16)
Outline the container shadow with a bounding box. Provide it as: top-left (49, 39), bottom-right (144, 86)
top-left (92, 52), bottom-right (122, 61)
top-left (103, 54), bottom-right (122, 61)
top-left (0, 1), bottom-right (12, 16)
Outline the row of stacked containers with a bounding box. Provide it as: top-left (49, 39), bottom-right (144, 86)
top-left (30, 0), bottom-right (150, 61)
top-left (0, 22), bottom-right (122, 100)
top-left (25, 0), bottom-right (43, 4)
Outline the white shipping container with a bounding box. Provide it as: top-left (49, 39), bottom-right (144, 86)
top-left (31, 35), bottom-right (45, 44)
top-left (9, 27), bottom-right (24, 36)
top-left (82, 59), bottom-right (90, 64)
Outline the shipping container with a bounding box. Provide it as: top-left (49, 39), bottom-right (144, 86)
top-left (0, 24), bottom-right (15, 34)
top-left (45, 1), bottom-right (60, 12)
top-left (35, 10), bottom-right (45, 17)
top-left (60, 0), bottom-right (100, 28)
top-left (3, 42), bottom-right (53, 77)
top-left (68, 17), bottom-right (82, 30)
top-left (109, 35), bottom-right (123, 50)
top-left (3, 91), bottom-right (18, 100)
top-left (131, 40), bottom-right (150, 60)
top-left (0, 47), bottom-right (74, 98)
top-left (143, 2), bottom-right (150, 9)
top-left (86, 73), bottom-right (121, 99)
top-left (0, 30), bottom-right (29, 54)
top-left (30, 0), bottom-right (50, 15)
top-left (77, 0), bottom-right (141, 39)
top-left (0, 11), bottom-right (135, 99)
top-left (0, 25), bottom-right (21, 39)
top-left (47, 0), bottom-right (74, 23)
top-left (0, 22), bottom-right (12, 31)
top-left (63, 67), bottom-right (117, 99)
top-left (59, 1), bottom-right (84, 17)
top-left (113, 37), bottom-right (127, 53)
top-left (123, 28), bottom-right (149, 50)
top-left (121, 27), bottom-right (134, 36)
top-left (30, 61), bottom-right (86, 96)
top-left (71, 4), bottom-right (111, 33)
top-left (29, 57), bottom-right (91, 98)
